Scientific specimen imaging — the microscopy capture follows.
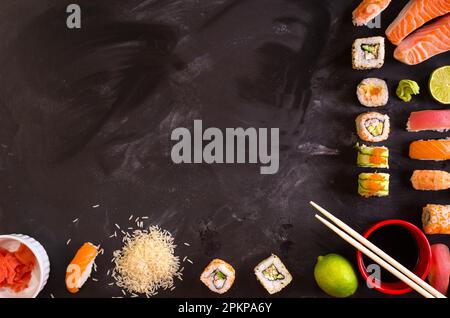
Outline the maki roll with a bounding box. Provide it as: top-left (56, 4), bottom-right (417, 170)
top-left (356, 143), bottom-right (389, 168)
top-left (357, 78), bottom-right (389, 107)
top-left (254, 254), bottom-right (292, 294)
top-left (352, 36), bottom-right (385, 70)
top-left (200, 259), bottom-right (235, 294)
top-left (356, 112), bottom-right (390, 142)
top-left (358, 173), bottom-right (389, 197)
top-left (422, 204), bottom-right (450, 235)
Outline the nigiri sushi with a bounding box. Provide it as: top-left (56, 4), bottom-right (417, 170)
top-left (356, 112), bottom-right (390, 142)
top-left (422, 204), bottom-right (450, 235)
top-left (65, 242), bottom-right (98, 294)
top-left (254, 254), bottom-right (292, 294)
top-left (411, 170), bottom-right (450, 191)
top-left (394, 14), bottom-right (450, 65)
top-left (386, 0), bottom-right (450, 45)
top-left (358, 173), bottom-right (390, 197)
top-left (407, 110), bottom-right (450, 132)
top-left (409, 139), bottom-right (450, 161)
top-left (357, 78), bottom-right (389, 107)
top-left (200, 259), bottom-right (235, 294)
top-left (428, 244), bottom-right (450, 295)
top-left (352, 0), bottom-right (392, 26)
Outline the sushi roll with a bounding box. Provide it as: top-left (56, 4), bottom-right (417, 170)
top-left (356, 78), bottom-right (389, 107)
top-left (422, 204), bottom-right (450, 235)
top-left (356, 143), bottom-right (389, 168)
top-left (65, 242), bottom-right (98, 293)
top-left (200, 259), bottom-right (235, 294)
top-left (356, 112), bottom-right (390, 142)
top-left (358, 173), bottom-right (389, 197)
top-left (254, 254), bottom-right (292, 294)
top-left (352, 36), bottom-right (385, 70)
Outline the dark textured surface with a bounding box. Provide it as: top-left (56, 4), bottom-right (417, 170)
top-left (0, 0), bottom-right (448, 298)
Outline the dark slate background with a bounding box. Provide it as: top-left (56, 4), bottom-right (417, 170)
top-left (0, 0), bottom-right (448, 298)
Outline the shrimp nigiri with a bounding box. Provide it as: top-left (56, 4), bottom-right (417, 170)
top-left (65, 242), bottom-right (98, 293)
top-left (352, 0), bottom-right (392, 26)
top-left (411, 170), bottom-right (450, 191)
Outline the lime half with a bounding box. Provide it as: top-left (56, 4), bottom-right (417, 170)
top-left (429, 66), bottom-right (450, 104)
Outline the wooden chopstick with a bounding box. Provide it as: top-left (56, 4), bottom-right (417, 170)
top-left (314, 214), bottom-right (435, 298)
top-left (310, 201), bottom-right (446, 298)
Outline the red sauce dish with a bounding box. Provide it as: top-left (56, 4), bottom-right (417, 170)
top-left (356, 219), bottom-right (431, 295)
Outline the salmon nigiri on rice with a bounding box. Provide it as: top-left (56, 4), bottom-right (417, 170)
top-left (65, 242), bottom-right (98, 293)
top-left (352, 0), bottom-right (392, 26)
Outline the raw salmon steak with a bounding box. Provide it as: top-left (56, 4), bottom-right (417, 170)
top-left (407, 109), bottom-right (450, 132)
top-left (394, 14), bottom-right (450, 65)
top-left (409, 139), bottom-right (450, 161)
top-left (386, 0), bottom-right (450, 45)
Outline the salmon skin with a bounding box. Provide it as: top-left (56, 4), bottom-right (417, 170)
top-left (386, 0), bottom-right (450, 45)
top-left (409, 139), bottom-right (450, 161)
top-left (411, 170), bottom-right (450, 190)
top-left (407, 110), bottom-right (450, 132)
top-left (352, 0), bottom-right (392, 26)
top-left (394, 14), bottom-right (450, 65)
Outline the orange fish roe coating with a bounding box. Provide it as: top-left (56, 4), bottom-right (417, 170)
top-left (422, 204), bottom-right (450, 235)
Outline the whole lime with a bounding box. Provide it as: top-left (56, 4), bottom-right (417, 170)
top-left (314, 253), bottom-right (358, 298)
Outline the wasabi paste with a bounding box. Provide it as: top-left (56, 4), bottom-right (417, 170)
top-left (396, 80), bottom-right (420, 102)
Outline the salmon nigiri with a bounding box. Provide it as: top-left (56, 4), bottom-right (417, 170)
top-left (411, 170), bottom-right (450, 191)
top-left (65, 242), bottom-right (98, 293)
top-left (409, 139), bottom-right (450, 161)
top-left (394, 14), bottom-right (450, 65)
top-left (386, 0), bottom-right (450, 45)
top-left (407, 110), bottom-right (450, 132)
top-left (352, 0), bottom-right (392, 26)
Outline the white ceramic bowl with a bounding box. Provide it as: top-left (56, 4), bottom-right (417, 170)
top-left (0, 234), bottom-right (50, 298)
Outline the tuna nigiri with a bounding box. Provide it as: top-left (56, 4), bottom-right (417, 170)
top-left (386, 0), bottom-right (450, 45)
top-left (66, 242), bottom-right (98, 294)
top-left (411, 170), bottom-right (450, 191)
top-left (428, 244), bottom-right (450, 295)
top-left (394, 14), bottom-right (450, 65)
top-left (352, 0), bottom-right (392, 26)
top-left (409, 139), bottom-right (450, 161)
top-left (407, 110), bottom-right (450, 132)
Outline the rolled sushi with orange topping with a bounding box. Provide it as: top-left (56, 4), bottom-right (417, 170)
top-left (357, 78), bottom-right (389, 107)
top-left (200, 259), bottom-right (235, 294)
top-left (65, 242), bottom-right (98, 293)
top-left (358, 173), bottom-right (389, 197)
top-left (422, 204), bottom-right (450, 235)
top-left (356, 143), bottom-right (389, 168)
top-left (356, 112), bottom-right (390, 142)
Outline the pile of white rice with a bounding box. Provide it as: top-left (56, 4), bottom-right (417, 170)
top-left (111, 226), bottom-right (182, 296)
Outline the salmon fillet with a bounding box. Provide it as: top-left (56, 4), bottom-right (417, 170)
top-left (394, 14), bottom-right (450, 65)
top-left (386, 0), bottom-right (450, 45)
top-left (409, 139), bottom-right (450, 161)
top-left (411, 170), bottom-right (450, 190)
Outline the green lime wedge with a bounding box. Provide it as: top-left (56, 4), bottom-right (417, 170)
top-left (429, 66), bottom-right (450, 104)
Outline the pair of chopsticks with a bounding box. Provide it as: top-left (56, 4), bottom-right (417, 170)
top-left (310, 201), bottom-right (446, 299)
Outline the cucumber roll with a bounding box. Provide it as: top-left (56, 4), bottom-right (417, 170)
top-left (358, 173), bottom-right (390, 198)
top-left (356, 143), bottom-right (389, 168)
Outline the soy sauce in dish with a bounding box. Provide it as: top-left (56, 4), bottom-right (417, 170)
top-left (362, 225), bottom-right (419, 283)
